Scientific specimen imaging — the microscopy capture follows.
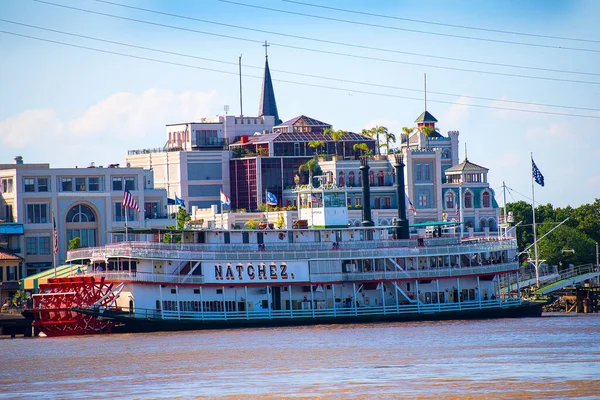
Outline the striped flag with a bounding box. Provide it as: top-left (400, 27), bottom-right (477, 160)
top-left (52, 211), bottom-right (58, 254)
top-left (407, 198), bottom-right (417, 216)
top-left (123, 189), bottom-right (140, 211)
top-left (454, 201), bottom-right (459, 221)
top-left (220, 190), bottom-right (231, 206)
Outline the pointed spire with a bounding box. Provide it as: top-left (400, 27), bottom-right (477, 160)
top-left (258, 41), bottom-right (281, 125)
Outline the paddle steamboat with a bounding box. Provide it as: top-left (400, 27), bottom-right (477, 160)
top-left (29, 157), bottom-right (542, 336)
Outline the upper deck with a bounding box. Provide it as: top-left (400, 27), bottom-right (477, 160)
top-left (68, 234), bottom-right (517, 263)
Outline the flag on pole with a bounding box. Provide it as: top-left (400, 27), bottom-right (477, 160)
top-left (454, 201), bottom-right (459, 221)
top-left (532, 158), bottom-right (545, 187)
top-left (123, 189), bottom-right (140, 211)
top-left (266, 191), bottom-right (278, 206)
top-left (220, 190), bottom-right (231, 206)
top-left (52, 211), bottom-right (58, 254)
top-left (407, 197), bottom-right (417, 216)
top-left (174, 194), bottom-right (185, 207)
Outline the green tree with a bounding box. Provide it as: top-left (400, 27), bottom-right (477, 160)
top-left (176, 206), bottom-right (191, 230)
top-left (308, 140), bottom-right (325, 156)
top-left (360, 128), bottom-right (379, 155)
top-left (420, 126), bottom-right (440, 149)
top-left (353, 142), bottom-right (371, 157)
top-left (324, 127), bottom-right (346, 157)
top-left (378, 127), bottom-right (396, 155)
top-left (506, 200), bottom-right (534, 250)
top-left (571, 199), bottom-right (600, 243)
top-left (68, 237), bottom-right (81, 250)
top-left (298, 158), bottom-right (322, 185)
top-left (401, 126), bottom-right (415, 150)
top-left (537, 224), bottom-right (596, 267)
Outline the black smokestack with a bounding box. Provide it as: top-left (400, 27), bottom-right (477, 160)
top-left (360, 157), bottom-right (374, 227)
top-left (394, 155), bottom-right (410, 239)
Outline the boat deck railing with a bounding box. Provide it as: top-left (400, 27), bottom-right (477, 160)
top-left (77, 260), bottom-right (518, 285)
top-left (68, 238), bottom-right (517, 262)
top-left (123, 298), bottom-right (525, 321)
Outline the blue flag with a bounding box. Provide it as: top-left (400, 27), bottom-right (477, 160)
top-left (532, 158), bottom-right (544, 187)
top-left (175, 194), bottom-right (186, 207)
top-left (266, 191), bottom-right (278, 206)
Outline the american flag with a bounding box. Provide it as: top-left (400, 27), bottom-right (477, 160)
top-left (407, 197), bottom-right (417, 216)
top-left (532, 158), bottom-right (545, 187)
top-left (123, 189), bottom-right (140, 211)
top-left (454, 202), bottom-right (459, 221)
top-left (52, 211), bottom-right (58, 254)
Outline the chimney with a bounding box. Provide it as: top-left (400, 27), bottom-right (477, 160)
top-left (359, 158), bottom-right (374, 227)
top-left (394, 155), bottom-right (410, 239)
top-left (14, 156), bottom-right (23, 164)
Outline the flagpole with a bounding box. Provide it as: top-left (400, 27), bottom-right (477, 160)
top-left (124, 177), bottom-right (129, 242)
top-left (459, 178), bottom-right (464, 239)
top-left (265, 190), bottom-right (269, 229)
top-left (531, 153), bottom-right (540, 288)
top-left (52, 209), bottom-right (57, 278)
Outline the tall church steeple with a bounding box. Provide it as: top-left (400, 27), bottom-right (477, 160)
top-left (258, 41), bottom-right (281, 125)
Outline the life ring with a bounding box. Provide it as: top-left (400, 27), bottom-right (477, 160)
top-left (278, 232), bottom-right (286, 240)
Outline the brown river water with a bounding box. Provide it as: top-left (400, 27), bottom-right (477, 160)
top-left (1, 313), bottom-right (599, 399)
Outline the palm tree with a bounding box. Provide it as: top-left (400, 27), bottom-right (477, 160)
top-left (324, 128), bottom-right (346, 157)
top-left (401, 126), bottom-right (414, 149)
top-left (308, 140), bottom-right (325, 156)
top-left (420, 126), bottom-right (440, 149)
top-left (298, 158), bottom-right (322, 186)
top-left (353, 142), bottom-right (370, 158)
top-left (375, 126), bottom-right (395, 155)
top-left (361, 127), bottom-right (380, 155)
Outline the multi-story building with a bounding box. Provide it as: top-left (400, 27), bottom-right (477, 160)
top-left (0, 157), bottom-right (169, 277)
top-left (0, 244), bottom-right (22, 305)
top-left (126, 53), bottom-right (280, 210)
top-left (229, 115), bottom-right (376, 210)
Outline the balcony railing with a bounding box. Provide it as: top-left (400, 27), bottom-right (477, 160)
top-left (119, 298), bottom-right (523, 322)
top-left (310, 262), bottom-right (519, 282)
top-left (82, 270), bottom-right (205, 284)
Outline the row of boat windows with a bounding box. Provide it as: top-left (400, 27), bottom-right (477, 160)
top-left (160, 300), bottom-right (238, 312)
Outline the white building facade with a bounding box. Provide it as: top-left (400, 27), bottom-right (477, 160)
top-left (0, 158), bottom-right (170, 277)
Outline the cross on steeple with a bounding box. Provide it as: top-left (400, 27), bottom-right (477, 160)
top-left (263, 40), bottom-right (270, 58)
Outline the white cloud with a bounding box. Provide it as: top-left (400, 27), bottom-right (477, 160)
top-left (439, 96), bottom-right (472, 129)
top-left (68, 89), bottom-right (220, 138)
top-left (0, 89), bottom-right (221, 165)
top-left (525, 122), bottom-right (568, 141)
top-left (0, 109), bottom-right (64, 147)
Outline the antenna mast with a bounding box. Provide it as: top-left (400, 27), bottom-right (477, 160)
top-left (424, 73), bottom-right (427, 111)
top-left (239, 55), bottom-right (243, 117)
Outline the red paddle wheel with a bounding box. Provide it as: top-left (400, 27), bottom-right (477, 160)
top-left (32, 276), bottom-right (119, 336)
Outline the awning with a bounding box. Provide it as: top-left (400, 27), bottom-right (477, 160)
top-left (0, 223), bottom-right (24, 235)
top-left (21, 264), bottom-right (74, 291)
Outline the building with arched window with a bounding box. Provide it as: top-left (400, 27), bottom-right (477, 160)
top-left (443, 158), bottom-right (499, 235)
top-left (0, 159), bottom-right (170, 278)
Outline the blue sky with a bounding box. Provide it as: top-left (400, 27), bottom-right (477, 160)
top-left (1, 0), bottom-right (598, 208)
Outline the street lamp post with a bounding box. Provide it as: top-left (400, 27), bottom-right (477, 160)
top-left (459, 177), bottom-right (464, 239)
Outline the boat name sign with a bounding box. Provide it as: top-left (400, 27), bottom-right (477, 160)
top-left (206, 261), bottom-right (309, 283)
